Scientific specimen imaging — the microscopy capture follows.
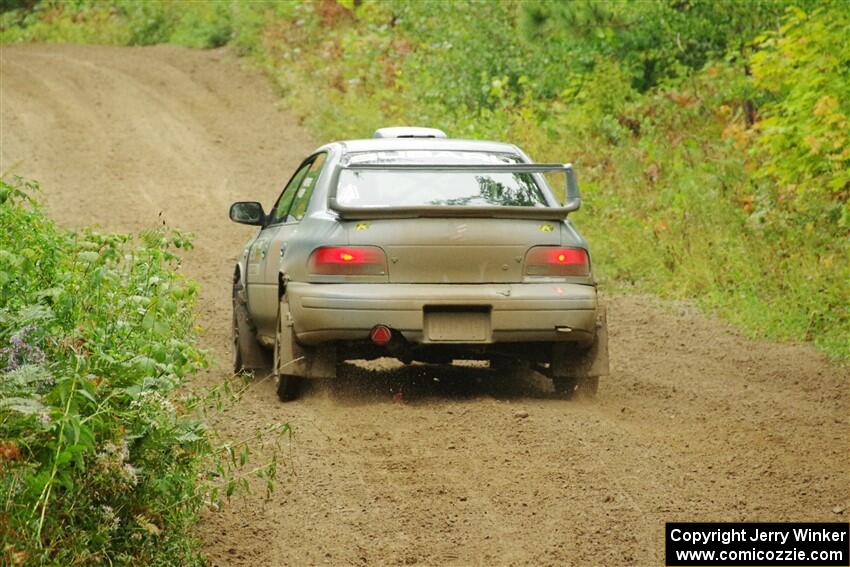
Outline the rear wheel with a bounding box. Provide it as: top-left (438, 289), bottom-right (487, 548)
top-left (550, 306), bottom-right (608, 399)
top-left (552, 375), bottom-right (599, 399)
top-left (276, 373), bottom-right (302, 402)
top-left (231, 306), bottom-right (243, 373)
top-left (489, 355), bottom-right (525, 377)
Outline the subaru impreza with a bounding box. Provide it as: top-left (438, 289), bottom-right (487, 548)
top-left (229, 127), bottom-right (608, 401)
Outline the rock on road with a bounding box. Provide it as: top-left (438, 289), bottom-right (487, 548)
top-left (2, 44), bottom-right (847, 566)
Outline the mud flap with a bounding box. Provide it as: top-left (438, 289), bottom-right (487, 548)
top-left (234, 289), bottom-right (272, 371)
top-left (551, 305), bottom-right (609, 378)
top-left (276, 299), bottom-right (337, 379)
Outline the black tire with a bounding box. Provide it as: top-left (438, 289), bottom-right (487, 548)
top-left (489, 356), bottom-right (525, 379)
top-left (552, 375), bottom-right (599, 399)
top-left (231, 305), bottom-right (243, 373)
top-left (276, 373), bottom-right (302, 402)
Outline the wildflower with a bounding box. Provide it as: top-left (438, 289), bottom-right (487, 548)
top-left (99, 442), bottom-right (119, 458)
top-left (100, 504), bottom-right (120, 530)
top-left (0, 326), bottom-right (45, 371)
top-left (121, 463), bottom-right (139, 486)
top-left (0, 441), bottom-right (22, 462)
top-left (135, 514), bottom-right (161, 537)
top-left (130, 390), bottom-right (175, 414)
top-left (59, 335), bottom-right (87, 355)
top-left (6, 548), bottom-right (27, 566)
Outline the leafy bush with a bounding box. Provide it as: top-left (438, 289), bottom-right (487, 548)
top-left (748, 7), bottom-right (850, 229)
top-left (0, 0), bottom-right (239, 47)
top-left (519, 0), bottom-right (798, 92)
top-left (0, 0), bottom-right (132, 44)
top-left (0, 178), bottom-right (283, 565)
top-left (0, 177), bottom-right (207, 564)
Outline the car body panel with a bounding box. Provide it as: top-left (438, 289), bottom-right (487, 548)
top-left (346, 217), bottom-right (562, 283)
top-left (285, 281), bottom-right (596, 345)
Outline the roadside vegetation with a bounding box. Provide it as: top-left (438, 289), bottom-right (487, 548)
top-left (2, 0), bottom-right (847, 356)
top-left (0, 179), bottom-right (283, 565)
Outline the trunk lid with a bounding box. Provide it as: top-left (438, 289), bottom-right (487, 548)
top-left (346, 218), bottom-right (560, 283)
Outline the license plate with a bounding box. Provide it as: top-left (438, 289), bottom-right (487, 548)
top-left (424, 310), bottom-right (491, 342)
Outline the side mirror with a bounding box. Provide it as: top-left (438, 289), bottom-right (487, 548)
top-left (229, 201), bottom-right (266, 226)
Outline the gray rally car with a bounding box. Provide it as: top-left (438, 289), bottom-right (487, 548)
top-left (229, 127), bottom-right (608, 401)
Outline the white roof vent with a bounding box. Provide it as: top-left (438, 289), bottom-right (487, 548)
top-left (373, 127), bottom-right (447, 139)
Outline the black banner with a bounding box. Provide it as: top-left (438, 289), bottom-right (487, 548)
top-left (666, 522), bottom-right (849, 566)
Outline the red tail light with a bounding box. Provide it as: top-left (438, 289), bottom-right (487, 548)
top-left (525, 246), bottom-right (590, 277)
top-left (308, 246), bottom-right (387, 276)
top-left (370, 325), bottom-right (392, 346)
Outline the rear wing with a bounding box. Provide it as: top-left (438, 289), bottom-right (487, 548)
top-left (328, 163), bottom-right (581, 221)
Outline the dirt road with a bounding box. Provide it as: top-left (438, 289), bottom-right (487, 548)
top-left (2, 44), bottom-right (847, 566)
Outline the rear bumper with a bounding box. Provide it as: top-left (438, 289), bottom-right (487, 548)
top-left (285, 282), bottom-right (598, 345)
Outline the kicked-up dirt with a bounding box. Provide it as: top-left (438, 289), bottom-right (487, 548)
top-left (1, 44), bottom-right (847, 566)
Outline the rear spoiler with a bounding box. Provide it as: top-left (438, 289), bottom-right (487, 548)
top-left (328, 163), bottom-right (581, 221)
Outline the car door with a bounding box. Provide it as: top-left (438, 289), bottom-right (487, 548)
top-left (247, 153), bottom-right (327, 338)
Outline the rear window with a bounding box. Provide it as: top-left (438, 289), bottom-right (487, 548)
top-left (336, 150), bottom-right (548, 208)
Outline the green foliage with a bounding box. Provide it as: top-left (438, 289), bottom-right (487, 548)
top-left (564, 67), bottom-right (849, 356)
top-left (0, 0), bottom-right (240, 48)
top-left (392, 0), bottom-right (528, 111)
top-left (749, 7), bottom-right (850, 228)
top-left (1, 177), bottom-right (207, 564)
top-left (0, 0), bottom-right (132, 44)
top-left (520, 0), bottom-right (796, 91)
top-left (0, 179), bottom-right (287, 566)
top-left (118, 0), bottom-right (234, 48)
